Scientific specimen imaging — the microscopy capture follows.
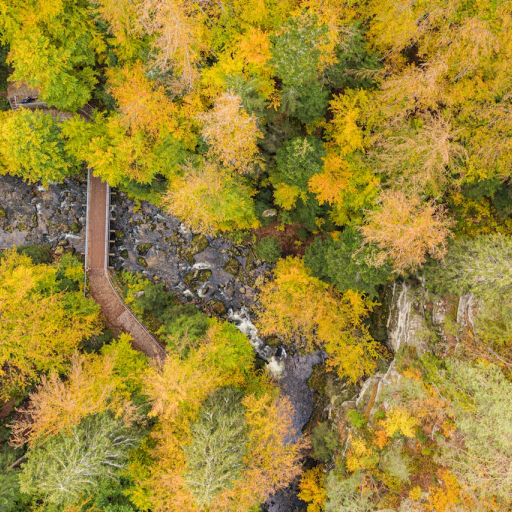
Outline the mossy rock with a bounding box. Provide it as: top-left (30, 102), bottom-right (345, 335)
top-left (184, 273), bottom-right (195, 286)
top-left (209, 300), bottom-right (227, 316)
top-left (120, 249), bottom-right (129, 259)
top-left (179, 247), bottom-right (195, 266)
top-left (54, 246), bottom-right (65, 256)
top-left (223, 256), bottom-right (241, 276)
top-left (196, 269), bottom-right (212, 282)
top-left (231, 246), bottom-right (244, 257)
top-left (266, 335), bottom-right (280, 348)
top-left (31, 213), bottom-right (38, 227)
top-left (114, 230), bottom-right (125, 239)
top-left (149, 223), bottom-right (156, 232)
top-left (190, 234), bottom-right (209, 255)
top-left (137, 256), bottom-right (148, 267)
top-left (0, 205), bottom-right (6, 219)
top-left (137, 243), bottom-right (153, 256)
top-left (245, 250), bottom-right (255, 271)
top-left (70, 221), bottom-right (82, 233)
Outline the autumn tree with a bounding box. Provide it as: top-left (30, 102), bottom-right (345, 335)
top-left (257, 257), bottom-right (380, 382)
top-left (0, 0), bottom-right (102, 110)
top-left (107, 63), bottom-right (180, 139)
top-left (0, 109), bottom-right (78, 184)
top-left (298, 465), bottom-right (327, 512)
top-left (372, 115), bottom-right (466, 196)
top-left (163, 160), bottom-right (259, 235)
top-left (62, 113), bottom-right (151, 185)
top-left (137, 0), bottom-right (207, 91)
top-left (308, 90), bottom-right (379, 226)
top-left (199, 91), bottom-right (263, 174)
top-left (0, 250), bottom-right (101, 401)
top-left (130, 320), bottom-right (304, 511)
top-left (11, 335), bottom-right (145, 447)
top-left (360, 190), bottom-right (453, 274)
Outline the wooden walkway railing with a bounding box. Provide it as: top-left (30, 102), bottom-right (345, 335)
top-left (85, 171), bottom-right (166, 360)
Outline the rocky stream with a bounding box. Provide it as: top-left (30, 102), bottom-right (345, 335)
top-left (0, 173), bottom-right (479, 511)
top-left (0, 174), bottom-right (324, 510)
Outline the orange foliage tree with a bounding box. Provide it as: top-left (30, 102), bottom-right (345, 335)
top-left (360, 190), bottom-right (453, 274)
top-left (199, 91), bottom-right (263, 174)
top-left (11, 335), bottom-right (146, 446)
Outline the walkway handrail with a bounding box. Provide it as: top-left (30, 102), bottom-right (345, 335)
top-left (105, 267), bottom-right (167, 358)
top-left (83, 167), bottom-right (91, 297)
top-left (102, 176), bottom-right (166, 359)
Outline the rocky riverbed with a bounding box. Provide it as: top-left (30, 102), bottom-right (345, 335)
top-left (0, 174), bottom-right (87, 253)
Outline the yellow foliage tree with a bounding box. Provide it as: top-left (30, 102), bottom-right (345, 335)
top-left (107, 63), bottom-right (180, 139)
top-left (257, 257), bottom-right (380, 382)
top-left (298, 465), bottom-right (327, 512)
top-left (361, 190), bottom-right (453, 274)
top-left (163, 160), bottom-right (259, 235)
top-left (131, 320), bottom-right (304, 511)
top-left (0, 250), bottom-right (101, 401)
top-left (382, 406), bottom-right (419, 439)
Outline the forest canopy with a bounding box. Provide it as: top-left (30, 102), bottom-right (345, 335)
top-left (1, 0), bottom-right (512, 510)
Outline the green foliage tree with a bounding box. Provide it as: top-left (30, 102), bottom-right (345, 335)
top-left (439, 360), bottom-right (512, 503)
top-left (275, 136), bottom-right (326, 190)
top-left (1, 0), bottom-right (101, 110)
top-left (270, 12), bottom-right (327, 90)
top-left (325, 23), bottom-right (380, 90)
top-left (184, 387), bottom-right (248, 506)
top-left (324, 472), bottom-right (376, 512)
top-left (0, 425), bottom-right (29, 512)
top-left (0, 109), bottom-right (78, 184)
top-left (254, 236), bottom-right (282, 264)
top-left (311, 422), bottom-right (341, 462)
top-left (305, 229), bottom-right (390, 297)
top-left (425, 234), bottom-right (512, 301)
top-left (133, 282), bottom-right (209, 343)
top-left (16, 243), bottom-right (52, 264)
top-left (19, 413), bottom-right (138, 507)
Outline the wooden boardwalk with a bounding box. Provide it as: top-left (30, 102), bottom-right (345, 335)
top-left (86, 172), bottom-right (166, 360)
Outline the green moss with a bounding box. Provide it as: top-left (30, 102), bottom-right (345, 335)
top-left (196, 269), bottom-right (212, 282)
top-left (70, 221), bottom-right (82, 233)
top-left (137, 243), bottom-right (153, 256)
top-left (137, 256), bottom-right (148, 267)
top-left (209, 300), bottom-right (227, 316)
top-left (190, 235), bottom-right (209, 255)
top-left (223, 256), bottom-right (241, 276)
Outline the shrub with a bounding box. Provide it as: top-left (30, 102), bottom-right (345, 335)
top-left (17, 243), bottom-right (52, 264)
top-left (254, 236), bottom-right (282, 264)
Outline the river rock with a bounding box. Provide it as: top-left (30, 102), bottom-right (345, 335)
top-left (0, 175), bottom-right (87, 253)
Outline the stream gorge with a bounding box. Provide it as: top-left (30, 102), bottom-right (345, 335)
top-left (0, 174), bottom-right (477, 510)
